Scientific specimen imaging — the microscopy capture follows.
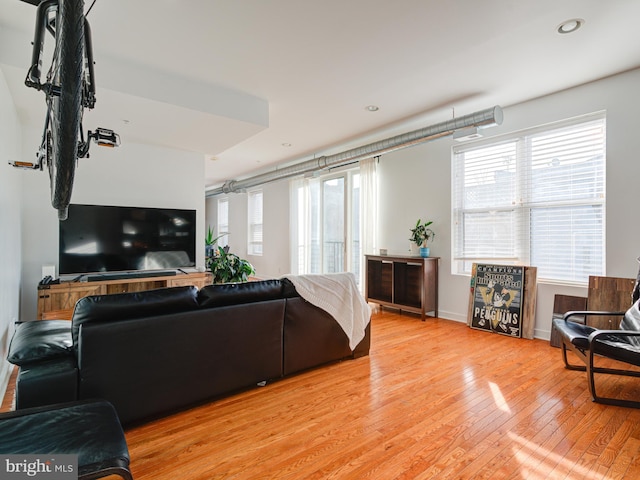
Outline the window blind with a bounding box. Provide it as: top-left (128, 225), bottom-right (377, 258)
top-left (452, 112), bottom-right (606, 284)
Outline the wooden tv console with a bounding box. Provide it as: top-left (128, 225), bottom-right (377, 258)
top-left (37, 271), bottom-right (211, 320)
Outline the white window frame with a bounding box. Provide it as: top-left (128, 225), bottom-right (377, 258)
top-left (451, 112), bottom-right (606, 285)
top-left (247, 189), bottom-right (263, 256)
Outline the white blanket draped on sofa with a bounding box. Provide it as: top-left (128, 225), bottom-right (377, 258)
top-left (283, 273), bottom-right (371, 350)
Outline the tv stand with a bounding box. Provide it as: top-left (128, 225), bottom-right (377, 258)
top-left (37, 271), bottom-right (211, 320)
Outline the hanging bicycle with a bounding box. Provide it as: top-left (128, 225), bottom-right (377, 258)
top-left (11, 0), bottom-right (120, 220)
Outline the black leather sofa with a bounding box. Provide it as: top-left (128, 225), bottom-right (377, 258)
top-left (7, 279), bottom-right (370, 425)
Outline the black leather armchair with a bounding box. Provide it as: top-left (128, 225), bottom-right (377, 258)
top-left (553, 300), bottom-right (640, 408)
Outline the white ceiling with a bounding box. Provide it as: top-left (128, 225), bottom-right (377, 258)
top-left (2, 0), bottom-right (640, 189)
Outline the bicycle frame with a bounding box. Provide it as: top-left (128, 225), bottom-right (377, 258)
top-left (25, 0), bottom-right (96, 111)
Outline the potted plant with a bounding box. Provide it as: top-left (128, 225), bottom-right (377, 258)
top-left (205, 226), bottom-right (225, 261)
top-left (208, 246), bottom-right (256, 283)
top-left (409, 219), bottom-right (435, 257)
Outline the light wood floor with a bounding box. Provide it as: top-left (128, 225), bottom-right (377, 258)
top-left (4, 311), bottom-right (640, 479)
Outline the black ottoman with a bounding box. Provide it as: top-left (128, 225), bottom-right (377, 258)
top-left (0, 400), bottom-right (132, 480)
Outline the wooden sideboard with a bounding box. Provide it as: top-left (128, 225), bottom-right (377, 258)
top-left (37, 271), bottom-right (211, 320)
top-left (365, 254), bottom-right (439, 320)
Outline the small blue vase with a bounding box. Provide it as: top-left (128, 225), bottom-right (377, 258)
top-left (419, 247), bottom-right (430, 258)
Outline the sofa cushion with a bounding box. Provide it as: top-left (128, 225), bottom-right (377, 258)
top-left (619, 300), bottom-right (640, 348)
top-left (72, 286), bottom-right (199, 347)
top-left (7, 320), bottom-right (73, 366)
top-left (15, 356), bottom-right (78, 409)
top-left (198, 279), bottom-right (286, 308)
top-left (281, 277), bottom-right (300, 298)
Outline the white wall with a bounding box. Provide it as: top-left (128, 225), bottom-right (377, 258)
top-left (0, 69), bottom-right (23, 397)
top-left (206, 177), bottom-right (291, 280)
top-left (19, 131), bottom-right (206, 321)
top-left (252, 180), bottom-right (291, 277)
top-left (206, 68), bottom-right (640, 341)
top-left (377, 68), bottom-right (640, 339)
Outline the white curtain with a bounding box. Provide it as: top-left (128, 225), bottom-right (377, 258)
top-left (359, 157), bottom-right (378, 259)
top-left (289, 178), bottom-right (303, 275)
top-left (289, 176), bottom-right (319, 275)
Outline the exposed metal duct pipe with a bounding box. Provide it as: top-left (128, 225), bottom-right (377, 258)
top-left (206, 105), bottom-right (503, 196)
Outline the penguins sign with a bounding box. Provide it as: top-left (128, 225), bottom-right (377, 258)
top-left (470, 264), bottom-right (524, 337)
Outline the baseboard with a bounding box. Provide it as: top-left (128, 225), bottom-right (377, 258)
top-left (0, 361), bottom-right (13, 408)
top-left (437, 310), bottom-right (468, 323)
top-left (534, 328), bottom-right (552, 342)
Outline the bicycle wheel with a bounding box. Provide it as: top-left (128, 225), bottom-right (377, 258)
top-left (48, 0), bottom-right (85, 221)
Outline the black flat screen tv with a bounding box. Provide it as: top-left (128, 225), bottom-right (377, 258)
top-left (59, 204), bottom-right (197, 275)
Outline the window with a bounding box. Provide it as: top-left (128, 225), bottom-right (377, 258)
top-left (291, 170), bottom-right (361, 282)
top-left (248, 190), bottom-right (263, 256)
top-left (216, 197), bottom-right (229, 247)
top-left (452, 112), bottom-right (606, 284)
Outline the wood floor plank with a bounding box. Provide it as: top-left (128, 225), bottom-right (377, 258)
top-left (605, 436), bottom-right (640, 479)
top-left (4, 311), bottom-right (640, 479)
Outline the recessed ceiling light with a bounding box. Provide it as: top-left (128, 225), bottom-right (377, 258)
top-left (557, 18), bottom-right (584, 34)
top-left (365, 105), bottom-right (379, 112)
